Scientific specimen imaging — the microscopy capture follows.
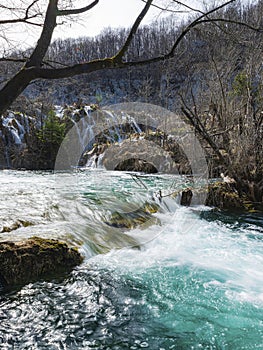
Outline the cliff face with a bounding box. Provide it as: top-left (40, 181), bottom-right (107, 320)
top-left (21, 62), bottom-right (185, 109)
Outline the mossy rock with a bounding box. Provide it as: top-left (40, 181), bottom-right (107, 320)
top-left (1, 219), bottom-right (34, 233)
top-left (0, 237), bottom-right (83, 291)
top-left (206, 182), bottom-right (249, 210)
top-left (105, 201), bottom-right (160, 229)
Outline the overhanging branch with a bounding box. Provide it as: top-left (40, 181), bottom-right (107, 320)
top-left (167, 0), bottom-right (236, 57)
top-left (30, 0), bottom-right (260, 80)
top-left (33, 58), bottom-right (116, 79)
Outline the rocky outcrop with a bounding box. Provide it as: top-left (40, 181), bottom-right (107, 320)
top-left (99, 138), bottom-right (182, 174)
top-left (0, 237), bottom-right (83, 291)
top-left (206, 182), bottom-right (253, 211)
top-left (0, 219), bottom-right (34, 233)
top-left (81, 128), bottom-right (191, 174)
top-left (115, 158), bottom-right (158, 173)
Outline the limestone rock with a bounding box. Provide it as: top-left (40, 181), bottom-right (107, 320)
top-left (206, 182), bottom-right (245, 210)
top-left (105, 202), bottom-right (160, 229)
top-left (0, 237), bottom-right (83, 290)
top-left (115, 158), bottom-right (158, 173)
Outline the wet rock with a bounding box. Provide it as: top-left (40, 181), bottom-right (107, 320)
top-left (102, 139), bottom-right (178, 174)
top-left (206, 182), bottom-right (247, 210)
top-left (105, 202), bottom-right (160, 229)
top-left (115, 158), bottom-right (158, 173)
top-left (1, 219), bottom-right (34, 233)
top-left (0, 237), bottom-right (83, 290)
top-left (180, 189), bottom-right (193, 206)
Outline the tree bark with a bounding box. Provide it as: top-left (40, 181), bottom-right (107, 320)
top-left (26, 0), bottom-right (58, 68)
top-left (0, 68), bottom-right (37, 116)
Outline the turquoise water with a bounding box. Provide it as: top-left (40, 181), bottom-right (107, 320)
top-left (0, 170), bottom-right (262, 349)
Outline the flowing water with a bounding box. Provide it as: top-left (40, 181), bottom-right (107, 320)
top-left (0, 170), bottom-right (262, 349)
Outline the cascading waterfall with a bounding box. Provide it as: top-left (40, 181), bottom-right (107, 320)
top-left (80, 109), bottom-right (147, 169)
top-left (0, 105), bottom-right (96, 169)
top-left (0, 104), bottom-right (146, 169)
top-left (0, 112), bottom-right (35, 168)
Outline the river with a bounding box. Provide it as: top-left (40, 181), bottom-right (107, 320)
top-left (0, 170), bottom-right (262, 349)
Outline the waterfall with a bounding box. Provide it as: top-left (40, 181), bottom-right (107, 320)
top-left (0, 104), bottom-right (161, 170)
top-left (127, 114), bottom-right (142, 134)
top-left (0, 113), bottom-right (32, 168)
top-left (0, 110), bottom-right (41, 168)
top-left (0, 104), bottom-right (146, 169)
top-left (82, 109), bottom-right (145, 169)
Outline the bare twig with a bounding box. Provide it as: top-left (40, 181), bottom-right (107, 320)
top-left (141, 0), bottom-right (191, 13)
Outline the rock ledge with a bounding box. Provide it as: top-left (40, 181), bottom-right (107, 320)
top-left (0, 237), bottom-right (83, 290)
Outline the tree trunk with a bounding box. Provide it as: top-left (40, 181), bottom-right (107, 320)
top-left (0, 68), bottom-right (37, 116)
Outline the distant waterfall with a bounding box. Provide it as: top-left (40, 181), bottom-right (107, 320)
top-left (81, 109), bottom-right (144, 169)
top-left (0, 105), bottom-right (143, 169)
top-left (0, 112), bottom-right (35, 168)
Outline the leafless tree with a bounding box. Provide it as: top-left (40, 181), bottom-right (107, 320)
top-left (0, 0), bottom-right (252, 117)
top-left (177, 1), bottom-right (263, 204)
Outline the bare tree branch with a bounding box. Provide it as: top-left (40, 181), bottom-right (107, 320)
top-left (0, 0), bottom-right (42, 25)
top-left (0, 15), bottom-right (41, 25)
top-left (181, 106), bottom-right (228, 167)
top-left (141, 0), bottom-right (190, 13)
top-left (166, 0), bottom-right (236, 57)
top-left (25, 0), bottom-right (40, 18)
top-left (171, 0), bottom-right (204, 13)
top-left (0, 57), bottom-right (27, 63)
top-left (0, 0), bottom-right (258, 118)
top-left (21, 0), bottom-right (260, 80)
top-left (114, 0), bottom-right (153, 61)
top-left (197, 18), bottom-right (262, 32)
top-left (57, 0), bottom-right (99, 16)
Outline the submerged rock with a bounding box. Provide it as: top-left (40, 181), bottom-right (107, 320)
top-left (0, 219), bottom-right (34, 233)
top-left (0, 237), bottom-right (83, 290)
top-left (105, 202), bottom-right (160, 229)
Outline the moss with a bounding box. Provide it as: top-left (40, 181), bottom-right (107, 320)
top-left (0, 237), bottom-right (83, 291)
top-left (242, 200), bottom-right (258, 213)
top-left (141, 201), bottom-right (160, 214)
top-left (105, 202), bottom-right (160, 229)
top-left (206, 182), bottom-right (256, 211)
top-left (1, 220), bottom-right (34, 233)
